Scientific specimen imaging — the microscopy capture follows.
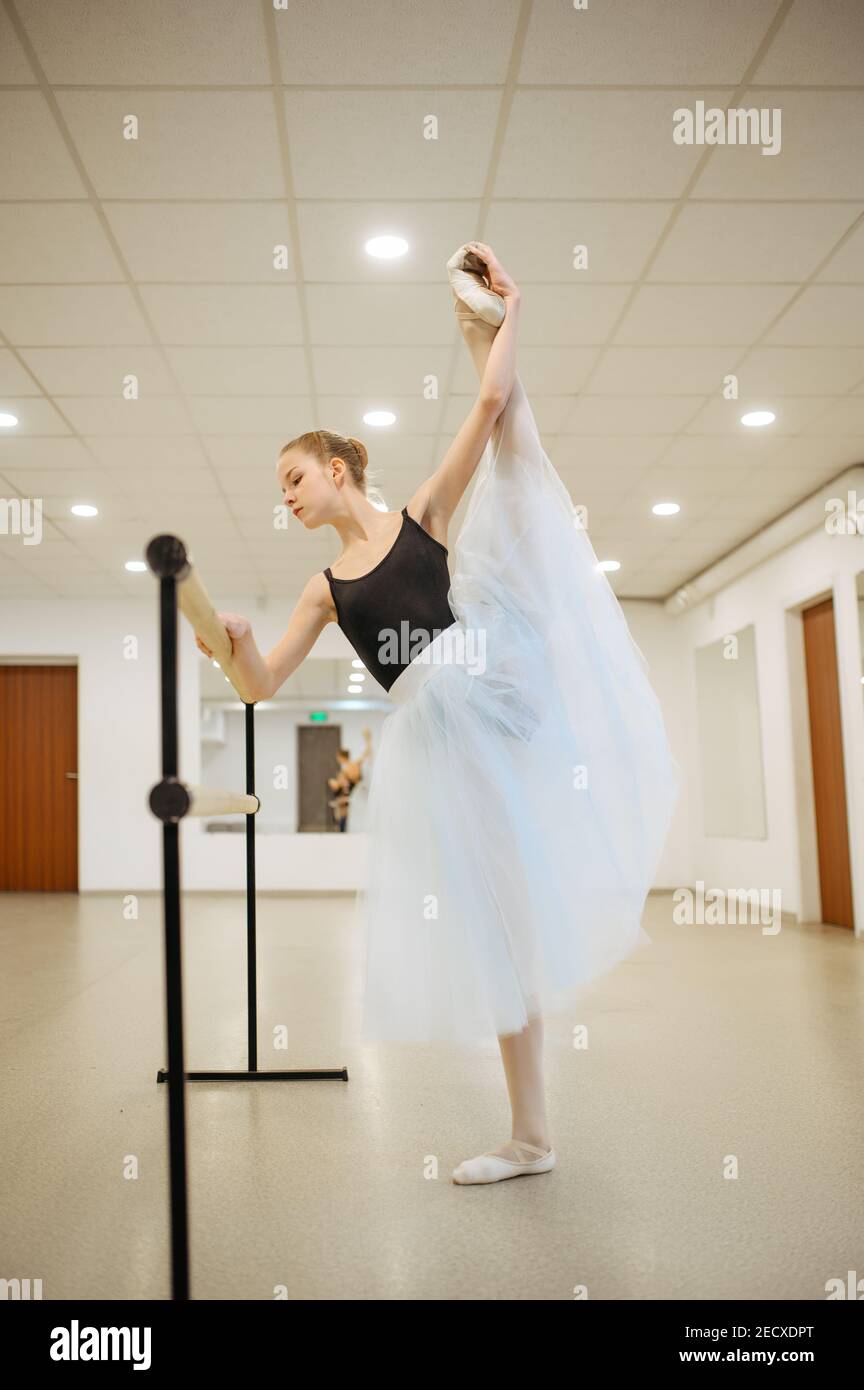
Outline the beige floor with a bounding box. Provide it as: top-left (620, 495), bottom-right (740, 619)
top-left (0, 889), bottom-right (861, 1301)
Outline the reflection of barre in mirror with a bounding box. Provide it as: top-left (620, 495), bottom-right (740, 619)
top-left (144, 532), bottom-right (348, 1303)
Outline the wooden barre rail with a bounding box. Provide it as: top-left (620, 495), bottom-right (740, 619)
top-left (148, 775), bottom-right (260, 823)
top-left (177, 561), bottom-right (258, 704)
top-left (187, 786), bottom-right (260, 818)
top-left (144, 533), bottom-right (258, 704)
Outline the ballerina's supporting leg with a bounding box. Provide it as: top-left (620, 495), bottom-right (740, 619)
top-left (497, 1014), bottom-right (551, 1152)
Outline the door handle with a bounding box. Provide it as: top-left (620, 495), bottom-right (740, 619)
top-left (65, 772), bottom-right (79, 780)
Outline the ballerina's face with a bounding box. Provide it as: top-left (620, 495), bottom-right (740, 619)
top-left (277, 447), bottom-right (341, 529)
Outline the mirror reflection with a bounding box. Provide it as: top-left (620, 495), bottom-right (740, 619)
top-left (199, 656), bottom-right (392, 833)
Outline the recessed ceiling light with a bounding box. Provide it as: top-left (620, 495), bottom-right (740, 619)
top-left (652, 501), bottom-right (680, 516)
top-left (351, 671), bottom-right (366, 680)
top-left (0, 411), bottom-right (19, 428)
top-left (351, 659), bottom-right (365, 669)
top-left (125, 560), bottom-right (147, 572)
top-left (597, 559), bottom-right (621, 572)
top-left (740, 410), bottom-right (775, 427)
top-left (71, 503), bottom-right (98, 517)
top-left (348, 685), bottom-right (363, 694)
top-left (363, 410), bottom-right (396, 427)
top-left (365, 235), bottom-right (409, 260)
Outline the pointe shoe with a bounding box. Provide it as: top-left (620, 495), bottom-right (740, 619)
top-left (452, 1140), bottom-right (556, 1186)
top-left (446, 243), bottom-right (506, 327)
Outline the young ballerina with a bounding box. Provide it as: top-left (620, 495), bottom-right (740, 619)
top-left (195, 241), bottom-right (679, 1185)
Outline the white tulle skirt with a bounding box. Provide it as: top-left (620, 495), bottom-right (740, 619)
top-left (355, 375), bottom-right (680, 1047)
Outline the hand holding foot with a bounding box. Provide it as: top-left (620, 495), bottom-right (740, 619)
top-left (446, 242), bottom-right (507, 326)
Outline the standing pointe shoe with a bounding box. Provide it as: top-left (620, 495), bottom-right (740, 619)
top-left (446, 243), bottom-right (506, 327)
top-left (452, 1140), bottom-right (556, 1186)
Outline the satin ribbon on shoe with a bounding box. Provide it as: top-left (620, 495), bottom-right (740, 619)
top-left (446, 243), bottom-right (506, 326)
top-left (452, 1141), bottom-right (556, 1185)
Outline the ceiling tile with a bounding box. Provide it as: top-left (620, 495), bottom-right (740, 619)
top-left (139, 285), bottom-right (303, 347)
top-left (520, 0), bottom-right (778, 83)
top-left (648, 203), bottom-right (860, 282)
top-left (166, 346), bottom-right (311, 397)
top-left (561, 396), bottom-right (698, 434)
top-left (0, 93), bottom-right (86, 197)
top-left (0, 286), bottom-right (154, 346)
top-left (18, 345), bottom-right (178, 396)
top-left (19, 0), bottom-right (272, 82)
top-left (735, 346), bottom-right (864, 395)
top-left (298, 202), bottom-right (486, 282)
top-left (753, 0), bottom-right (864, 84)
top-left (497, 91), bottom-right (728, 200)
top-left (56, 91), bottom-right (286, 199)
top-left (104, 203), bottom-right (298, 282)
top-left (276, 0), bottom-right (518, 83)
top-left (693, 92), bottom-right (864, 199)
top-left (284, 90), bottom-right (502, 199)
top-left (763, 286), bottom-right (864, 346)
top-left (616, 285), bottom-right (794, 345)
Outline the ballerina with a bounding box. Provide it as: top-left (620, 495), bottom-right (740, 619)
top-left (328, 729), bottom-right (372, 831)
top-left (194, 241), bottom-right (679, 1185)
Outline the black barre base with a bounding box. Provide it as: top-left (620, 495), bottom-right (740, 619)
top-left (157, 1067), bottom-right (349, 1083)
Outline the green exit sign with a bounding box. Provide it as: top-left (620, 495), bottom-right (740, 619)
top-left (309, 711), bottom-right (329, 722)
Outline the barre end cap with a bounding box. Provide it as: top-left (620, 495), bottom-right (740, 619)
top-left (146, 534), bottom-right (191, 580)
top-left (148, 776), bottom-right (192, 823)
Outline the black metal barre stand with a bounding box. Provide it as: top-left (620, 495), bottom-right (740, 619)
top-left (145, 533), bottom-right (348, 1301)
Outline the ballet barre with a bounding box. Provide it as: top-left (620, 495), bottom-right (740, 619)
top-left (145, 533), bottom-right (348, 1302)
top-left (174, 553), bottom-right (257, 704)
top-left (150, 780), bottom-right (261, 820)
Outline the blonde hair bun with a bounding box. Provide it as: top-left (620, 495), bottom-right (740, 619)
top-left (348, 436), bottom-right (368, 471)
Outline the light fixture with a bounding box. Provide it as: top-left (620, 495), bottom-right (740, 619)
top-left (365, 235), bottom-right (409, 260)
top-left (740, 410), bottom-right (775, 427)
top-left (351, 659), bottom-right (365, 669)
top-left (352, 671), bottom-right (366, 681)
top-left (0, 411), bottom-right (19, 428)
top-left (71, 503), bottom-right (98, 517)
top-left (597, 559), bottom-right (620, 573)
top-left (125, 560), bottom-right (147, 572)
top-left (363, 409), bottom-right (396, 427)
top-left (652, 502), bottom-right (680, 516)
top-left (348, 685), bottom-right (363, 694)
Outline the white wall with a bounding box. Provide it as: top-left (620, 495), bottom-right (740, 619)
top-left (0, 588), bottom-right (694, 893)
top-left (674, 526), bottom-right (864, 934)
top-left (9, 550), bottom-right (859, 921)
top-left (619, 600), bottom-right (695, 890)
top-left (0, 592), bottom-right (374, 891)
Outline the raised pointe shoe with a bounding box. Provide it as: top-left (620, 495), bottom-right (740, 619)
top-left (446, 243), bottom-right (506, 327)
top-left (452, 1139), bottom-right (556, 1186)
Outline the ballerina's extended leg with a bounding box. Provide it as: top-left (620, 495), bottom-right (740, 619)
top-left (445, 245), bottom-right (556, 1186)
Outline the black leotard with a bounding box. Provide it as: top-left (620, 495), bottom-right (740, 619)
top-left (324, 506), bottom-right (457, 692)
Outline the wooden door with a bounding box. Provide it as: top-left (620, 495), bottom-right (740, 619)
top-left (0, 665), bottom-right (78, 891)
top-left (297, 724), bottom-right (342, 831)
top-left (802, 599), bottom-right (854, 929)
